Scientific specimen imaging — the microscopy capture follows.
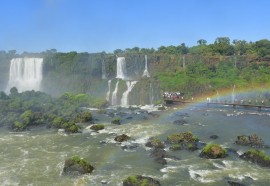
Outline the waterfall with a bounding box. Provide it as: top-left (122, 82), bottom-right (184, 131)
top-left (106, 80), bottom-right (112, 102)
top-left (232, 85), bottom-right (236, 103)
top-left (116, 57), bottom-right (127, 80)
top-left (121, 81), bottom-right (137, 106)
top-left (111, 81), bottom-right (119, 105)
top-left (102, 60), bottom-right (106, 79)
top-left (142, 55), bottom-right (150, 77)
top-left (216, 90), bottom-right (220, 103)
top-left (6, 58), bottom-right (43, 93)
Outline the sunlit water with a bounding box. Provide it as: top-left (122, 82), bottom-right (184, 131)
top-left (1, 104), bottom-right (270, 186)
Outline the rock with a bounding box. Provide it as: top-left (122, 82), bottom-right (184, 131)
top-left (145, 137), bottom-right (165, 149)
top-left (123, 175), bottom-right (161, 186)
top-left (150, 148), bottom-right (168, 165)
top-left (167, 132), bottom-right (199, 151)
top-left (200, 144), bottom-right (228, 159)
top-left (126, 116), bottom-right (133, 120)
top-left (173, 119), bottom-right (187, 125)
top-left (101, 180), bottom-right (108, 185)
top-left (62, 156), bottom-right (94, 176)
top-left (210, 135), bottom-right (219, 139)
top-left (235, 134), bottom-right (265, 148)
top-left (239, 149), bottom-right (270, 168)
top-left (227, 181), bottom-right (246, 186)
top-left (111, 117), bottom-right (121, 125)
top-left (114, 134), bottom-right (131, 142)
top-left (90, 124), bottom-right (105, 131)
top-left (121, 142), bottom-right (139, 150)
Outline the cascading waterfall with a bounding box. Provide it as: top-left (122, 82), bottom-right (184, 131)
top-left (6, 58), bottom-right (43, 93)
top-left (102, 60), bottom-right (106, 79)
top-left (116, 57), bottom-right (127, 80)
top-left (106, 80), bottom-right (112, 102)
top-left (111, 81), bottom-right (119, 105)
top-left (142, 55), bottom-right (150, 77)
top-left (121, 81), bottom-right (137, 106)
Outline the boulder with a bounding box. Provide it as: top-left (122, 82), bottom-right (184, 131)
top-left (114, 134), bottom-right (131, 142)
top-left (90, 124), bottom-right (104, 131)
top-left (210, 135), bottom-right (219, 139)
top-left (167, 132), bottom-right (199, 151)
top-left (145, 137), bottom-right (165, 149)
top-left (200, 144), bottom-right (227, 159)
top-left (173, 119), bottom-right (187, 125)
top-left (239, 149), bottom-right (270, 168)
top-left (62, 156), bottom-right (94, 176)
top-left (235, 134), bottom-right (265, 148)
top-left (123, 175), bottom-right (161, 186)
top-left (227, 181), bottom-right (246, 186)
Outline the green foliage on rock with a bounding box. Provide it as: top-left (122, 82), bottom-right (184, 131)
top-left (63, 156), bottom-right (94, 175)
top-left (123, 175), bottom-right (161, 186)
top-left (167, 132), bottom-right (198, 144)
top-left (200, 144), bottom-right (228, 159)
top-left (111, 117), bottom-right (121, 125)
top-left (90, 124), bottom-right (105, 131)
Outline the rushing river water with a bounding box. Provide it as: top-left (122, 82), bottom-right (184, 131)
top-left (1, 103), bottom-right (270, 186)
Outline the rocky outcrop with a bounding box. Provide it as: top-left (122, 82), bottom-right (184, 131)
top-left (210, 135), bottom-right (219, 139)
top-left (62, 156), bottom-right (94, 176)
top-left (111, 117), bottom-right (121, 125)
top-left (227, 181), bottom-right (246, 186)
top-left (235, 134), bottom-right (265, 148)
top-left (239, 149), bottom-right (270, 168)
top-left (200, 144), bottom-right (228, 159)
top-left (114, 134), bottom-right (131, 142)
top-left (90, 124), bottom-right (105, 131)
top-left (145, 137), bottom-right (165, 149)
top-left (123, 175), bottom-right (161, 186)
top-left (167, 132), bottom-right (199, 151)
top-left (173, 119), bottom-right (187, 125)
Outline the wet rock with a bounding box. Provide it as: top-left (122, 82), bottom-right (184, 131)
top-left (90, 124), bottom-right (104, 131)
top-left (111, 117), bottom-right (121, 125)
top-left (62, 156), bottom-right (94, 176)
top-left (126, 116), bottom-right (133, 120)
top-left (167, 132), bottom-right (199, 151)
top-left (173, 119), bottom-right (187, 125)
top-left (123, 175), bottom-right (161, 186)
top-left (227, 181), bottom-right (246, 186)
top-left (239, 149), bottom-right (270, 168)
top-left (235, 134), bottom-right (265, 148)
top-left (150, 148), bottom-right (168, 165)
top-left (210, 135), bottom-right (219, 139)
top-left (114, 134), bottom-right (131, 142)
top-left (145, 137), bottom-right (165, 149)
top-left (121, 142), bottom-right (139, 150)
top-left (200, 144), bottom-right (228, 159)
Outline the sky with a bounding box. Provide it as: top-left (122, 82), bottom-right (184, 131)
top-left (0, 0), bottom-right (270, 53)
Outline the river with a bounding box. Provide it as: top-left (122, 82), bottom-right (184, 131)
top-left (1, 103), bottom-right (270, 186)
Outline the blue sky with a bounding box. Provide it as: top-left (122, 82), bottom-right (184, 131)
top-left (0, 0), bottom-right (269, 53)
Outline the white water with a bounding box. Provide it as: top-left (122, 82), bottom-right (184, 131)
top-left (6, 58), bottom-right (43, 93)
top-left (116, 57), bottom-right (127, 80)
top-left (106, 80), bottom-right (112, 102)
top-left (102, 60), bottom-right (106, 79)
top-left (111, 81), bottom-right (119, 105)
top-left (121, 81), bottom-right (137, 106)
top-left (142, 55), bottom-right (150, 77)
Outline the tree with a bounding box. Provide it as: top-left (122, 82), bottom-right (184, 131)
top-left (214, 37), bottom-right (234, 55)
top-left (197, 39), bottom-right (207, 46)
